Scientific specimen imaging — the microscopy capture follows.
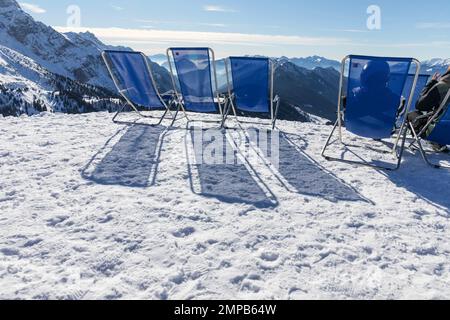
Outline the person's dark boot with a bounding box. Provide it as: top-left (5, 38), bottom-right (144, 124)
top-left (430, 142), bottom-right (449, 153)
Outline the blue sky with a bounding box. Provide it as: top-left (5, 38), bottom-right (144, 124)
top-left (19, 0), bottom-right (450, 60)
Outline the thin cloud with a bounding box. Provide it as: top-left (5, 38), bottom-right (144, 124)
top-left (199, 23), bottom-right (228, 28)
top-left (54, 26), bottom-right (349, 48)
top-left (19, 2), bottom-right (46, 14)
top-left (135, 19), bottom-right (161, 24)
top-left (416, 22), bottom-right (450, 29)
top-left (134, 18), bottom-right (277, 30)
top-left (203, 5), bottom-right (237, 13)
top-left (351, 40), bottom-right (450, 49)
top-left (340, 29), bottom-right (369, 33)
top-left (320, 28), bottom-right (369, 33)
top-left (134, 19), bottom-right (228, 28)
top-left (111, 5), bottom-right (124, 11)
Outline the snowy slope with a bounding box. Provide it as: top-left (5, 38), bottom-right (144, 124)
top-left (0, 0), bottom-right (173, 92)
top-left (0, 45), bottom-right (122, 115)
top-left (0, 44), bottom-right (52, 114)
top-left (0, 112), bottom-right (449, 300)
top-left (0, 0), bottom-right (176, 116)
top-left (0, 0), bottom-right (115, 89)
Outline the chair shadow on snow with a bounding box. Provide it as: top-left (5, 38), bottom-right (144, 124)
top-left (82, 124), bottom-right (167, 188)
top-left (327, 136), bottom-right (402, 170)
top-left (384, 152), bottom-right (450, 213)
top-left (251, 129), bottom-right (371, 203)
top-left (186, 127), bottom-right (278, 208)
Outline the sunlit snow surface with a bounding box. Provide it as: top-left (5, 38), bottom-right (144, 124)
top-left (0, 111), bottom-right (449, 300)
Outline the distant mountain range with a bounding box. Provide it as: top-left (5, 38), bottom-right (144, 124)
top-left (150, 53), bottom-right (449, 75)
top-left (274, 62), bottom-right (340, 122)
top-left (421, 58), bottom-right (450, 75)
top-left (148, 54), bottom-right (169, 66)
top-left (150, 54), bottom-right (342, 72)
top-left (277, 55), bottom-right (342, 71)
top-left (150, 54), bottom-right (340, 122)
top-left (0, 0), bottom-right (448, 121)
top-left (0, 0), bottom-right (340, 123)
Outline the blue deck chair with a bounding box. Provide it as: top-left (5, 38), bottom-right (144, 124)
top-left (402, 74), bottom-right (430, 110)
top-left (407, 89), bottom-right (450, 169)
top-left (322, 55), bottom-right (421, 170)
top-left (396, 74), bottom-right (430, 125)
top-left (102, 50), bottom-right (179, 125)
top-left (222, 57), bottom-right (280, 130)
top-left (166, 47), bottom-right (227, 125)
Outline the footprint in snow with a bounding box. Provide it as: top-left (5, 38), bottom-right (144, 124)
top-left (172, 227), bottom-right (195, 238)
top-left (0, 248), bottom-right (20, 256)
top-left (241, 281), bottom-right (261, 293)
top-left (230, 274), bottom-right (262, 293)
top-left (63, 289), bottom-right (87, 300)
top-left (47, 215), bottom-right (69, 227)
top-left (98, 215), bottom-right (113, 224)
top-left (23, 238), bottom-right (43, 247)
top-left (258, 251), bottom-right (282, 270)
top-left (260, 252), bottom-right (279, 262)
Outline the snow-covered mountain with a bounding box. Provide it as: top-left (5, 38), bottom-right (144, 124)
top-left (280, 56), bottom-right (450, 74)
top-left (150, 54), bottom-right (339, 122)
top-left (274, 62), bottom-right (340, 122)
top-left (2, 0), bottom-right (448, 121)
top-left (0, 0), bottom-right (173, 116)
top-left (278, 55), bottom-right (341, 71)
top-left (0, 0), bottom-right (116, 89)
top-left (421, 58), bottom-right (450, 75)
top-left (153, 53), bottom-right (341, 72)
top-left (0, 44), bottom-right (122, 116)
top-left (148, 54), bottom-right (169, 66)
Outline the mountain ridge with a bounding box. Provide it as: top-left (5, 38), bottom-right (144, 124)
top-left (0, 0), bottom-right (173, 116)
top-left (0, 0), bottom-right (114, 89)
top-left (0, 44), bottom-right (122, 116)
top-left (2, 0), bottom-right (448, 121)
top-left (0, 0), bottom-right (340, 122)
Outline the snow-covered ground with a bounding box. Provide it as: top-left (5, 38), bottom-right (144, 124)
top-left (0, 111), bottom-right (449, 300)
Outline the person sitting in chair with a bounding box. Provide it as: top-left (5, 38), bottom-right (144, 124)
top-left (407, 66), bottom-right (450, 153)
top-left (344, 60), bottom-right (400, 135)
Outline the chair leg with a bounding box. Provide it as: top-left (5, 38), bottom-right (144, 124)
top-left (321, 119), bottom-right (339, 159)
top-left (321, 119), bottom-right (406, 171)
top-left (220, 101), bottom-right (232, 129)
top-left (169, 103), bottom-right (182, 128)
top-left (113, 102), bottom-right (174, 127)
top-left (155, 109), bottom-right (170, 126)
top-left (393, 125), bottom-right (408, 170)
top-left (408, 122), bottom-right (449, 169)
top-left (271, 98), bottom-right (281, 130)
top-left (112, 103), bottom-right (128, 123)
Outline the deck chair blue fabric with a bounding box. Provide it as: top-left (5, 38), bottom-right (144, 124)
top-left (167, 48), bottom-right (226, 124)
top-left (396, 74), bottom-right (430, 127)
top-left (402, 74), bottom-right (430, 111)
top-left (102, 50), bottom-right (178, 125)
top-left (408, 89), bottom-right (450, 168)
top-left (224, 57), bottom-right (280, 129)
top-left (427, 100), bottom-right (450, 145)
top-left (322, 55), bottom-right (421, 170)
